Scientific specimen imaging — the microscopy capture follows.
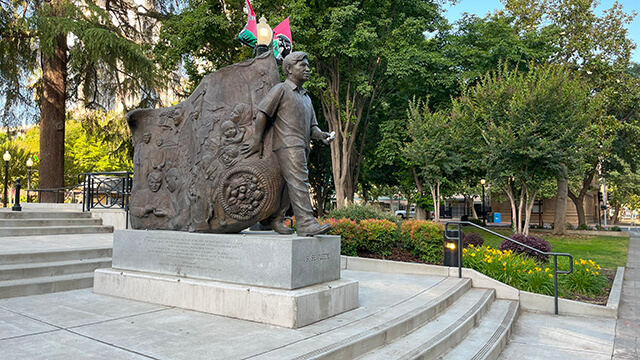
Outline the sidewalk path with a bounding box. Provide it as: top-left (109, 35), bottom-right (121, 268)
top-left (612, 231), bottom-right (640, 359)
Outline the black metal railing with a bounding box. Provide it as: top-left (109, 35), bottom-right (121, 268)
top-left (28, 186), bottom-right (84, 204)
top-left (77, 172), bottom-right (133, 228)
top-left (445, 221), bottom-right (573, 315)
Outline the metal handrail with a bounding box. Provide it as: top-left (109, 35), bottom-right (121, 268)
top-left (28, 185), bottom-right (84, 204)
top-left (77, 172), bottom-right (132, 229)
top-left (445, 221), bottom-right (573, 315)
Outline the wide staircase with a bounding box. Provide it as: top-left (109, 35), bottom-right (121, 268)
top-left (0, 209), bottom-right (114, 299)
top-left (252, 274), bottom-right (519, 360)
top-left (0, 209), bottom-right (114, 236)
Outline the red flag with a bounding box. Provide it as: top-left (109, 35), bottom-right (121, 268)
top-left (272, 17), bottom-right (292, 44)
top-left (272, 17), bottom-right (292, 62)
top-left (238, 0), bottom-right (257, 47)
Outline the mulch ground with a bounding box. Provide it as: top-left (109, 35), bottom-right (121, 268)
top-left (357, 247), bottom-right (615, 306)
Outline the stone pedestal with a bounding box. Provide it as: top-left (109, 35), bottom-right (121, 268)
top-left (94, 230), bottom-right (359, 328)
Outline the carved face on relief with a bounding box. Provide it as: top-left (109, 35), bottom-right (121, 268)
top-left (221, 120), bottom-right (238, 138)
top-left (142, 132), bottom-right (152, 144)
top-left (147, 172), bottom-right (163, 192)
top-left (165, 168), bottom-right (182, 193)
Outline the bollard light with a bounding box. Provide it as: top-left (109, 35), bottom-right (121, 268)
top-left (443, 229), bottom-right (461, 267)
top-left (3, 151), bottom-right (10, 207)
top-left (26, 158), bottom-right (33, 202)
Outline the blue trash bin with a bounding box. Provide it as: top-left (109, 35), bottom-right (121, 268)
top-left (494, 212), bottom-right (501, 223)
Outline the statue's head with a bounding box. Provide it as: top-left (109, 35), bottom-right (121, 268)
top-left (221, 120), bottom-right (238, 138)
top-left (230, 103), bottom-right (252, 125)
top-left (283, 51), bottom-right (310, 84)
top-left (142, 132), bottom-right (152, 144)
top-left (147, 171), bottom-right (163, 192)
top-left (165, 167), bottom-right (182, 193)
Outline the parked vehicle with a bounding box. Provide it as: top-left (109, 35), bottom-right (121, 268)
top-left (395, 207), bottom-right (416, 219)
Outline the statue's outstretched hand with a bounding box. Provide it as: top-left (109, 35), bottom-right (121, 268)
top-left (322, 131), bottom-right (336, 145)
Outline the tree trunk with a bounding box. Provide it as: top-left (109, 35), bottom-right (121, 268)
top-left (568, 169), bottom-right (596, 226)
top-left (552, 165), bottom-right (569, 235)
top-left (504, 181), bottom-right (519, 234)
top-left (612, 204), bottom-right (621, 225)
top-left (411, 168), bottom-right (427, 220)
top-left (39, 33), bottom-right (68, 203)
top-left (568, 192), bottom-right (586, 226)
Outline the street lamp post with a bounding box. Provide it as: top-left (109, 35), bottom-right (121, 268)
top-left (26, 158), bottom-right (33, 203)
top-left (255, 15), bottom-right (273, 56)
top-left (3, 151), bottom-right (10, 207)
top-left (480, 179), bottom-right (486, 227)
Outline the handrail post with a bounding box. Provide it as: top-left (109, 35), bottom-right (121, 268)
top-left (554, 255), bottom-right (559, 315)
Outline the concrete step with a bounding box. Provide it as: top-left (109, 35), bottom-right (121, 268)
top-left (251, 277), bottom-right (472, 359)
top-left (0, 247), bottom-right (113, 265)
top-left (0, 272), bottom-right (95, 299)
top-left (0, 211), bottom-right (92, 219)
top-left (356, 288), bottom-right (495, 360)
top-left (0, 257), bottom-right (112, 281)
top-left (442, 300), bottom-right (519, 360)
top-left (0, 218), bottom-right (103, 227)
top-left (0, 225), bottom-right (114, 236)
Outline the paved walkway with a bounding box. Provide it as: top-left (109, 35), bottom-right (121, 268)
top-left (0, 231), bottom-right (638, 359)
top-left (612, 231), bottom-right (640, 359)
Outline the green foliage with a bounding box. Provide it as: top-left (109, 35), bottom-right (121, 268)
top-left (324, 203), bottom-right (396, 223)
top-left (452, 62), bottom-right (598, 233)
top-left (400, 220), bottom-right (444, 263)
top-left (576, 224), bottom-right (592, 231)
top-left (463, 246), bottom-right (609, 297)
top-left (359, 219), bottom-right (397, 256)
top-left (323, 218), bottom-right (361, 257)
top-left (153, 0), bottom-right (256, 90)
top-left (64, 111), bottom-right (133, 186)
top-left (561, 258), bottom-right (610, 296)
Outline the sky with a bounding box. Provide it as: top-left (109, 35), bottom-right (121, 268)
top-left (442, 0), bottom-right (640, 64)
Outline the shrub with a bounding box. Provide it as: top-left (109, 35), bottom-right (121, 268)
top-left (500, 234), bottom-right (551, 262)
top-left (325, 203), bottom-right (397, 223)
top-left (463, 232), bottom-right (484, 248)
top-left (323, 218), bottom-right (361, 257)
top-left (610, 226), bottom-right (622, 232)
top-left (561, 259), bottom-right (609, 296)
top-left (468, 218), bottom-right (484, 226)
top-left (463, 246), bottom-right (554, 295)
top-left (565, 223), bottom-right (574, 230)
top-left (576, 224), bottom-right (592, 231)
top-left (400, 220), bottom-right (444, 263)
top-left (359, 219), bottom-right (397, 256)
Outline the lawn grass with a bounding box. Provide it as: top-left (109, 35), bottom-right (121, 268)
top-left (460, 226), bottom-right (629, 270)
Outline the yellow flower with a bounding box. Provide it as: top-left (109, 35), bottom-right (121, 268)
top-left (586, 268), bottom-right (589, 272)
top-left (469, 244), bottom-right (474, 248)
top-left (528, 270), bottom-right (533, 274)
top-left (580, 259), bottom-right (587, 265)
top-left (595, 272), bottom-right (599, 275)
top-left (487, 258), bottom-right (492, 263)
top-left (596, 265), bottom-right (601, 270)
top-left (470, 253), bottom-right (475, 257)
top-left (548, 274), bottom-right (553, 278)
top-left (544, 268), bottom-right (550, 272)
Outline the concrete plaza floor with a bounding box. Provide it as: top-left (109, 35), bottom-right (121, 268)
top-left (0, 232), bottom-right (637, 359)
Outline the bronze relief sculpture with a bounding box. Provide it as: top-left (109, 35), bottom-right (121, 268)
top-left (127, 52), bottom-right (333, 236)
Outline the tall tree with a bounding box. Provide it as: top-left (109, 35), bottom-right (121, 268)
top-left (289, 0), bottom-right (446, 208)
top-left (1, 0), bottom-right (168, 201)
top-left (502, 0), bottom-right (636, 228)
top-left (452, 63), bottom-right (596, 234)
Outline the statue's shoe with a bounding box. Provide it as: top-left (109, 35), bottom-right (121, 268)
top-left (269, 220), bottom-right (294, 235)
top-left (297, 223), bottom-right (332, 237)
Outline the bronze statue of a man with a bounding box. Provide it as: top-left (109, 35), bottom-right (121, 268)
top-left (243, 51), bottom-right (334, 236)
